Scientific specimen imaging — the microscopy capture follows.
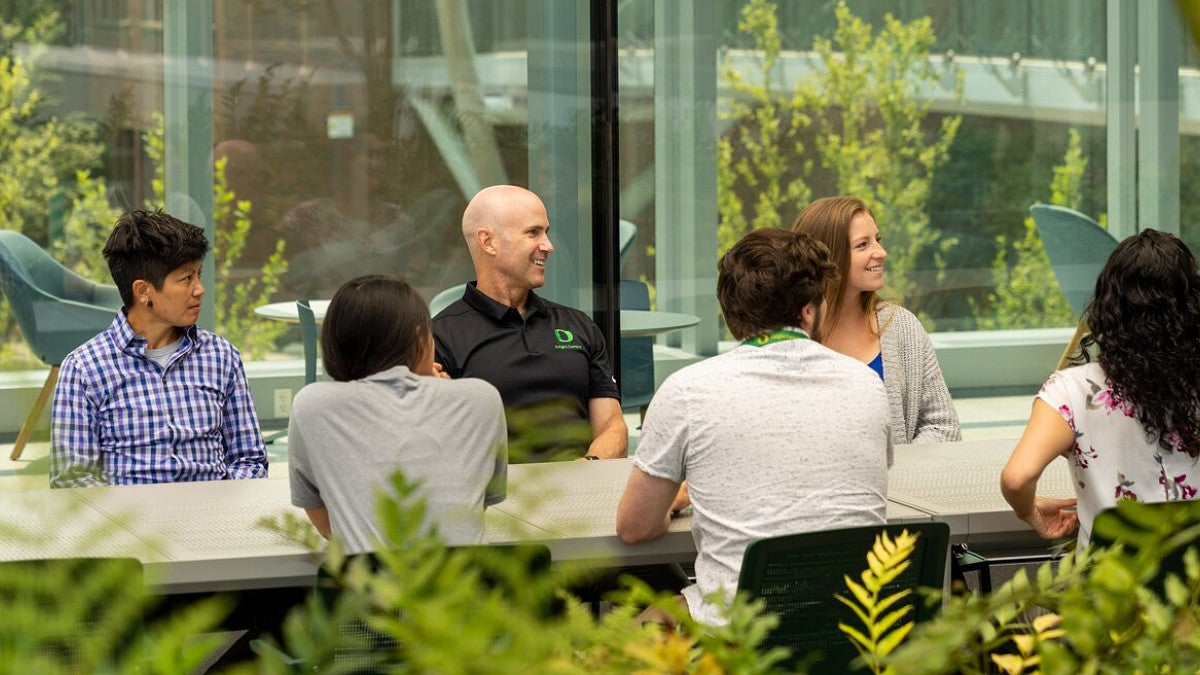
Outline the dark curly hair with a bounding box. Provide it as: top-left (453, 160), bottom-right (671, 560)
top-left (1073, 229), bottom-right (1200, 457)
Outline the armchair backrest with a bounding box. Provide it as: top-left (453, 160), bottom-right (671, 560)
top-left (1029, 204), bottom-right (1120, 317)
top-left (0, 230), bottom-right (121, 366)
top-left (428, 283), bottom-right (466, 318)
top-left (296, 299), bottom-right (318, 385)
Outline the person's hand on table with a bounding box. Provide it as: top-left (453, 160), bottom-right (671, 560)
top-left (1020, 496), bottom-right (1079, 539)
top-left (670, 482), bottom-right (690, 516)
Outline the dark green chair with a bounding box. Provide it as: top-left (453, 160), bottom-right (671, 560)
top-left (1091, 499), bottom-right (1200, 600)
top-left (737, 522), bottom-right (950, 673)
top-left (0, 231), bottom-right (121, 459)
top-left (253, 543), bottom-right (555, 671)
top-left (0, 557), bottom-right (145, 672)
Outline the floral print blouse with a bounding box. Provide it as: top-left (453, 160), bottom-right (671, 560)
top-left (1039, 362), bottom-right (1200, 547)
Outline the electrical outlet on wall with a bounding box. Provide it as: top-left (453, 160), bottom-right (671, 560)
top-left (273, 388), bottom-right (293, 418)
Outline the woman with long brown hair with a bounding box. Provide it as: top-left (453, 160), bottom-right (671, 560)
top-left (791, 196), bottom-right (960, 444)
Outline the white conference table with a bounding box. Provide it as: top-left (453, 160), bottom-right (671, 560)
top-left (254, 301), bottom-right (700, 339)
top-left (0, 439), bottom-right (1057, 594)
top-left (890, 437), bottom-right (1074, 545)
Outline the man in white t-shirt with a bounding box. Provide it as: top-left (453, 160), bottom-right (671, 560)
top-left (616, 228), bottom-right (892, 626)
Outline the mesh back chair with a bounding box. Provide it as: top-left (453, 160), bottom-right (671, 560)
top-left (737, 522), bottom-right (950, 673)
top-left (1091, 499), bottom-right (1200, 600)
top-left (618, 280), bottom-right (654, 415)
top-left (0, 557), bottom-right (144, 672)
top-left (254, 543), bottom-right (554, 670)
top-left (1028, 205), bottom-right (1120, 369)
top-left (0, 231), bottom-right (121, 459)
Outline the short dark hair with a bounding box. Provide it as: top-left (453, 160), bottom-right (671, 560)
top-left (717, 228), bottom-right (838, 339)
top-left (103, 210), bottom-right (209, 308)
top-left (321, 275), bottom-right (430, 382)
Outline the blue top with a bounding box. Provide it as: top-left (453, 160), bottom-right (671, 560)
top-left (868, 351), bottom-right (884, 380)
top-left (50, 311), bottom-right (268, 487)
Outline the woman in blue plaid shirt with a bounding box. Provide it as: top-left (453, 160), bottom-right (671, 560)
top-left (49, 210), bottom-right (268, 487)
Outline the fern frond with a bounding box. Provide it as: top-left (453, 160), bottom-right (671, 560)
top-left (836, 529), bottom-right (923, 674)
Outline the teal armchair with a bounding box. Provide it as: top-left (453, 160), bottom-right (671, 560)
top-left (0, 230), bottom-right (121, 459)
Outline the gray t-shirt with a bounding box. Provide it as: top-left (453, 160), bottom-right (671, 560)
top-left (288, 365), bottom-right (507, 553)
top-left (633, 338), bottom-right (891, 626)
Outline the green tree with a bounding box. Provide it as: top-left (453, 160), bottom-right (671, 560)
top-left (973, 129), bottom-right (1082, 330)
top-left (808, 3), bottom-right (963, 311)
top-left (717, 0), bottom-right (812, 256)
top-left (717, 0), bottom-right (962, 314)
top-left (143, 115), bottom-right (290, 360)
top-left (0, 6), bottom-right (118, 369)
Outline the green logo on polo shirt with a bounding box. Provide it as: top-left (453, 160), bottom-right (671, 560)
top-left (554, 328), bottom-right (582, 350)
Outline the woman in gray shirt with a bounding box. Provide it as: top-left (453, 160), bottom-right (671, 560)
top-left (287, 275), bottom-right (508, 553)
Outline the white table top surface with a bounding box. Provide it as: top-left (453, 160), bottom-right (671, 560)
top-left (255, 301), bottom-right (698, 338)
top-left (0, 438), bottom-right (1052, 592)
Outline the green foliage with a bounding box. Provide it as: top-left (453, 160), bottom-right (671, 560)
top-left (808, 3), bottom-right (962, 309)
top-left (883, 499), bottom-right (1200, 674)
top-left (256, 471), bottom-right (794, 674)
top-left (972, 129), bottom-right (1082, 329)
top-left (717, 0), bottom-right (812, 256)
top-left (0, 5), bottom-right (114, 369)
top-left (211, 157), bottom-right (289, 360)
top-left (0, 511), bottom-right (231, 674)
top-left (144, 115), bottom-right (289, 359)
top-left (717, 0), bottom-right (961, 311)
top-left (53, 170), bottom-right (120, 279)
top-left (836, 529), bottom-right (921, 674)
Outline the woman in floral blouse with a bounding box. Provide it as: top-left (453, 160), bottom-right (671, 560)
top-left (1001, 229), bottom-right (1200, 547)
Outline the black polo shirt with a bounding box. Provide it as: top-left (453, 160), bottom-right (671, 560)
top-left (432, 282), bottom-right (621, 460)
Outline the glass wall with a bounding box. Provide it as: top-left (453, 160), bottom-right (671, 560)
top-left (0, 1), bottom-right (1195, 418)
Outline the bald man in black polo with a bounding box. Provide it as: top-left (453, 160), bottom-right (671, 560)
top-left (432, 185), bottom-right (627, 462)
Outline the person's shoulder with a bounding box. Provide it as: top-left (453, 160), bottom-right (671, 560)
top-left (290, 380), bottom-right (348, 411)
top-left (656, 350), bottom-right (738, 389)
top-left (60, 331), bottom-right (113, 377)
top-left (877, 302), bottom-right (921, 327)
top-left (1046, 361), bottom-right (1105, 389)
top-left (431, 298), bottom-right (474, 324)
top-left (191, 327), bottom-right (247, 363)
top-left (430, 374), bottom-right (503, 403)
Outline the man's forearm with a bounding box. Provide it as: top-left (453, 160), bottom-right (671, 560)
top-left (587, 425), bottom-right (627, 459)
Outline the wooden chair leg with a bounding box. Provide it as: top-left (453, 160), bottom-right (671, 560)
top-left (11, 366), bottom-right (59, 460)
top-left (1055, 319), bottom-right (1089, 372)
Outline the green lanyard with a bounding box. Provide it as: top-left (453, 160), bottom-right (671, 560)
top-left (741, 329), bottom-right (809, 347)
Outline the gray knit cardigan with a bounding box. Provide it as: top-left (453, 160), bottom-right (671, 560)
top-left (877, 304), bottom-right (961, 445)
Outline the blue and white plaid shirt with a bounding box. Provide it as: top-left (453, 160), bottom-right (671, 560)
top-left (50, 311), bottom-right (268, 487)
